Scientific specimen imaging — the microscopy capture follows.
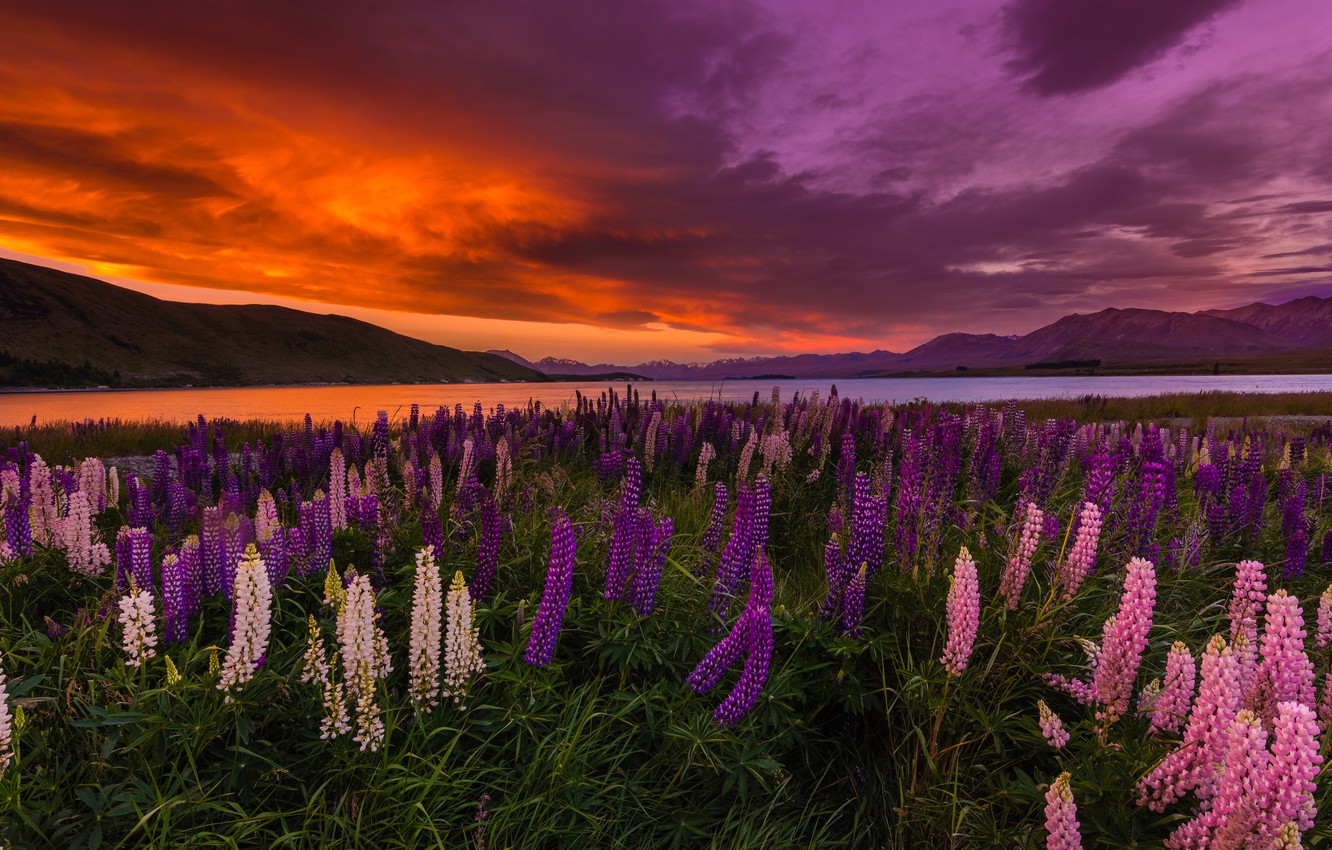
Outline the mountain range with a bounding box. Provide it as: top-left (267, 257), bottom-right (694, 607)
top-left (5, 255), bottom-right (1332, 388)
top-left (490, 299), bottom-right (1332, 380)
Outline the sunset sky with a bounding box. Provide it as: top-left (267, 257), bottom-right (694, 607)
top-left (2, 0), bottom-right (1330, 363)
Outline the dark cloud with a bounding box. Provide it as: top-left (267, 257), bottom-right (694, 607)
top-left (1002, 0), bottom-right (1244, 95)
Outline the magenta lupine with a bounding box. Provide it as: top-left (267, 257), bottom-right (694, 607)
top-left (524, 510), bottom-right (576, 668)
top-left (999, 501), bottom-right (1043, 610)
top-left (1257, 701), bottom-right (1323, 840)
top-left (1165, 709), bottom-right (1269, 850)
top-left (1038, 700), bottom-right (1070, 749)
top-left (1255, 590), bottom-right (1316, 717)
top-left (941, 547), bottom-right (980, 676)
top-left (1315, 584), bottom-right (1332, 649)
top-left (0, 653), bottom-right (12, 776)
top-left (1092, 557), bottom-right (1156, 730)
top-left (1152, 641), bottom-right (1197, 735)
top-left (1057, 502), bottom-right (1102, 602)
top-left (1139, 635), bottom-right (1243, 809)
top-left (1044, 772), bottom-right (1082, 850)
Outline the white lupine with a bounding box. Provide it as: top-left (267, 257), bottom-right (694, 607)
top-left (218, 545), bottom-right (272, 701)
top-left (28, 457), bottom-right (57, 546)
top-left (695, 442), bottom-right (716, 490)
top-left (408, 549), bottom-right (444, 711)
top-left (118, 582), bottom-right (158, 668)
top-left (0, 654), bottom-right (12, 775)
top-left (760, 431), bottom-right (794, 475)
top-left (107, 466), bottom-right (120, 506)
top-left (77, 457), bottom-right (107, 513)
top-left (443, 570), bottom-right (485, 705)
top-left (644, 411), bottom-right (663, 471)
top-left (301, 615), bottom-right (330, 686)
top-left (428, 453), bottom-right (444, 510)
top-left (338, 572), bottom-right (390, 751)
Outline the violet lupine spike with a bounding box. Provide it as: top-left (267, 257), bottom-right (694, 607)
top-left (713, 605), bottom-right (774, 727)
top-left (708, 483), bottom-right (756, 623)
top-left (940, 546), bottom-right (980, 676)
top-left (1138, 635), bottom-right (1243, 810)
top-left (420, 499), bottom-right (444, 560)
top-left (161, 552), bottom-right (190, 643)
top-left (603, 504), bottom-right (639, 602)
top-left (846, 472), bottom-right (887, 579)
top-left (1151, 641), bottom-right (1197, 736)
top-left (689, 550), bottom-right (775, 727)
top-left (840, 563), bottom-right (868, 637)
top-left (630, 515), bottom-right (673, 617)
top-left (999, 500), bottom-right (1043, 610)
top-left (1056, 502), bottom-right (1102, 602)
top-left (700, 482), bottom-right (729, 557)
top-left (523, 510), bottom-right (576, 668)
top-left (471, 494), bottom-right (502, 602)
top-left (1092, 557), bottom-right (1156, 731)
top-left (819, 534), bottom-right (846, 620)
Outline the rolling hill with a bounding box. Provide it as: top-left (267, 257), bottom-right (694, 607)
top-left (0, 259), bottom-right (545, 388)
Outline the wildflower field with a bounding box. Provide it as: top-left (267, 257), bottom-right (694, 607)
top-left (2, 387), bottom-right (1332, 848)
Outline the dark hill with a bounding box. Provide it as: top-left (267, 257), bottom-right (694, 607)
top-left (0, 258), bottom-right (544, 388)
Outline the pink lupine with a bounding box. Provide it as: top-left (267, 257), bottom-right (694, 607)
top-left (1230, 559), bottom-right (1268, 695)
top-left (1093, 557), bottom-right (1156, 730)
top-left (1255, 590), bottom-right (1316, 716)
top-left (1318, 673), bottom-right (1332, 732)
top-left (1165, 709), bottom-right (1269, 850)
top-left (940, 546), bottom-right (980, 676)
top-left (1152, 641), bottom-right (1197, 735)
top-left (1315, 584), bottom-right (1332, 649)
top-left (1057, 501), bottom-right (1102, 602)
top-left (1139, 635), bottom-right (1243, 809)
top-left (0, 653), bottom-right (12, 775)
top-left (1270, 822), bottom-right (1303, 849)
top-left (1257, 702), bottom-right (1322, 839)
top-left (999, 501), bottom-right (1042, 610)
top-left (1038, 700), bottom-right (1069, 749)
top-left (1044, 772), bottom-right (1082, 850)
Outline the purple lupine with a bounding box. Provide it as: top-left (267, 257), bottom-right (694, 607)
top-left (115, 526), bottom-right (152, 594)
top-left (836, 430), bottom-right (856, 504)
top-left (688, 550), bottom-right (775, 727)
top-left (630, 514), bottom-right (673, 616)
top-left (161, 552), bottom-right (190, 643)
top-left (708, 482), bottom-right (757, 622)
top-left (523, 509), bottom-right (576, 668)
top-left (845, 472), bottom-right (887, 578)
top-left (1092, 557), bottom-right (1156, 730)
top-left (472, 493), bottom-right (502, 602)
top-left (178, 535), bottom-right (203, 617)
top-left (840, 563), bottom-right (868, 636)
top-left (700, 482), bottom-right (729, 557)
top-left (1282, 482), bottom-right (1308, 578)
top-left (603, 504), bottom-right (639, 602)
top-left (200, 506), bottom-right (226, 598)
top-left (819, 534), bottom-right (846, 620)
top-left (420, 499), bottom-right (444, 559)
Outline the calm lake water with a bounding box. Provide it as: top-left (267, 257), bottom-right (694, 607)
top-left (5, 374), bottom-right (1332, 425)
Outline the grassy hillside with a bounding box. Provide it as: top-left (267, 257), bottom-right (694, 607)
top-left (0, 259), bottom-right (545, 388)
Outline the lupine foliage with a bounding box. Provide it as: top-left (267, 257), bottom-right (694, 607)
top-left (2, 388), bottom-right (1332, 847)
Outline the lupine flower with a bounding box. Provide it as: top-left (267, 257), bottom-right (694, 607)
top-left (472, 494), bottom-right (502, 601)
top-left (1044, 772), bottom-right (1082, 850)
top-left (1152, 641), bottom-right (1197, 735)
top-left (329, 448), bottom-right (348, 529)
top-left (1056, 502), bottom-right (1102, 602)
top-left (301, 614), bottom-right (330, 686)
top-left (841, 563), bottom-right (869, 636)
top-left (218, 545), bottom-right (272, 701)
top-left (695, 442), bottom-right (716, 489)
top-left (1253, 701), bottom-right (1323, 841)
top-left (1093, 557), bottom-right (1156, 731)
top-left (495, 437), bottom-right (512, 496)
top-left (118, 579), bottom-right (158, 668)
top-left (1315, 584), bottom-right (1332, 649)
top-left (630, 515), bottom-right (673, 617)
top-left (999, 501), bottom-right (1043, 609)
top-left (408, 549), bottom-right (443, 711)
top-left (1166, 708), bottom-right (1269, 850)
top-left (320, 670), bottom-right (352, 741)
top-left (1230, 560), bottom-right (1268, 696)
top-left (689, 550), bottom-right (775, 727)
top-left (443, 570), bottom-right (485, 705)
top-left (524, 510), bottom-right (576, 668)
top-left (0, 654), bottom-right (12, 775)
top-left (1270, 822), bottom-right (1303, 849)
top-left (736, 430), bottom-right (758, 483)
top-left (115, 526), bottom-right (153, 594)
top-left (61, 490), bottom-right (109, 577)
top-left (161, 553), bottom-right (191, 644)
top-left (1038, 700), bottom-right (1069, 749)
top-left (1255, 590), bottom-right (1316, 717)
top-left (701, 482), bottom-right (729, 557)
top-left (940, 546), bottom-right (980, 676)
top-left (338, 571), bottom-right (391, 750)
top-left (1139, 635), bottom-right (1243, 809)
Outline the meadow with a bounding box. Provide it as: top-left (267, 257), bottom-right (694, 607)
top-left (1, 386), bottom-right (1331, 848)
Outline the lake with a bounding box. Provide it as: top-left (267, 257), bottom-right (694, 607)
top-left (5, 374), bottom-right (1332, 425)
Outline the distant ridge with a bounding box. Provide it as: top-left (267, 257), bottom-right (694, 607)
top-left (0, 258), bottom-right (545, 388)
